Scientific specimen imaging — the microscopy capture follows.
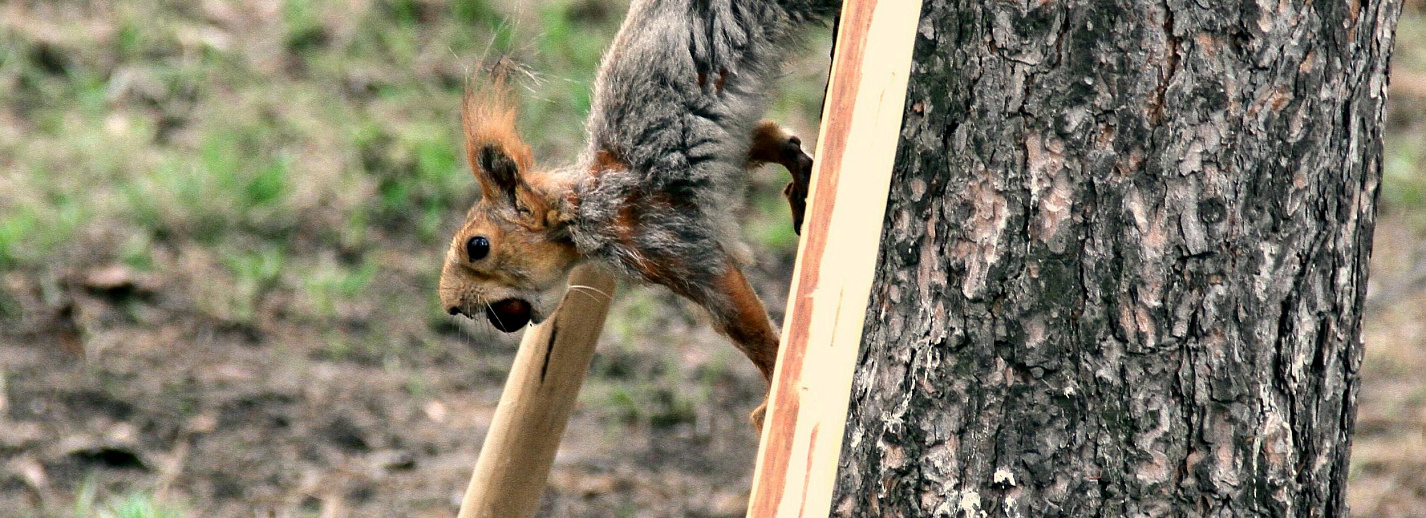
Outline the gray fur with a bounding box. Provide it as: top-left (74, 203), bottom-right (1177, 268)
top-left (561, 0), bottom-right (839, 298)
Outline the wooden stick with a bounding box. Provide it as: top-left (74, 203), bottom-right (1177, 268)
top-left (457, 265), bottom-right (618, 518)
top-left (746, 0), bottom-right (922, 516)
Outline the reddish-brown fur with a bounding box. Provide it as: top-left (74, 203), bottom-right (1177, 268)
top-left (462, 78), bottom-right (557, 229)
top-left (446, 79), bottom-right (807, 429)
top-left (705, 267), bottom-right (779, 380)
top-left (592, 148), bottom-right (624, 175)
top-left (747, 120), bottom-right (790, 167)
top-left (463, 81), bottom-right (533, 189)
top-left (695, 69), bottom-right (730, 93)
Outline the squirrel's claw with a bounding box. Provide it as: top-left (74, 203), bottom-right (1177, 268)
top-left (781, 138), bottom-right (813, 235)
top-left (749, 400), bottom-right (768, 432)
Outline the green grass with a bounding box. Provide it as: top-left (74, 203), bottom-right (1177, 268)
top-left (94, 493), bottom-right (186, 518)
top-left (0, 195), bottom-right (87, 268)
top-left (1384, 137), bottom-right (1426, 208)
top-left (302, 256), bottom-right (378, 318)
top-left (67, 482), bottom-right (186, 518)
top-left (0, 208), bottom-right (40, 268)
top-left (1380, 8), bottom-right (1426, 226)
top-left (0, 0), bottom-right (818, 279)
top-left (218, 246), bottom-right (288, 323)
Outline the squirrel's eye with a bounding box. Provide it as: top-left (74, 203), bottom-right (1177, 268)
top-left (465, 236), bottom-right (490, 262)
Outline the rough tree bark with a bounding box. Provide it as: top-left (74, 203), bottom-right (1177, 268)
top-left (832, 0), bottom-right (1400, 516)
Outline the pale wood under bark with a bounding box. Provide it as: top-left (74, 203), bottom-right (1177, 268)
top-left (746, 0), bottom-right (921, 516)
top-left (456, 265), bottom-right (616, 518)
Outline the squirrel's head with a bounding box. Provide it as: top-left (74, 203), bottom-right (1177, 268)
top-left (439, 76), bottom-right (581, 332)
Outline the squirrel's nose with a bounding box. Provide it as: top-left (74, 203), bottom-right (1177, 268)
top-left (448, 306), bottom-right (465, 317)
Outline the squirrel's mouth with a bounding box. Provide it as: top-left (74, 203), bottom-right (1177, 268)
top-left (483, 298), bottom-right (533, 332)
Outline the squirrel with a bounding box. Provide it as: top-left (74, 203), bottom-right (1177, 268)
top-left (439, 0), bottom-right (841, 428)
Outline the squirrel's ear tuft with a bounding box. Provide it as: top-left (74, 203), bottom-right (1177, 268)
top-left (463, 69), bottom-right (534, 208)
top-left (476, 144), bottom-right (521, 201)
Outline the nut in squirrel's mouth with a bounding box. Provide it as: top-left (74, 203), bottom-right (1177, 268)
top-left (483, 298), bottom-right (533, 332)
top-left (446, 298), bottom-right (535, 332)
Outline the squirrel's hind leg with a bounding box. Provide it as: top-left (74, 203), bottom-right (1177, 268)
top-left (672, 258), bottom-right (780, 430)
top-left (747, 121), bottom-right (814, 235)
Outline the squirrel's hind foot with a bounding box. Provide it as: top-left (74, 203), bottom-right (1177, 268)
top-left (780, 136), bottom-right (813, 235)
top-left (748, 121), bottom-right (815, 235)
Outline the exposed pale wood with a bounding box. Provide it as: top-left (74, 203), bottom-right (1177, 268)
top-left (456, 265), bottom-right (617, 518)
top-left (746, 0), bottom-right (922, 516)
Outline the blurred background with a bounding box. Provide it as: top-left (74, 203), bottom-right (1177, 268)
top-left (0, 0), bottom-right (1422, 516)
top-left (0, 0), bottom-right (821, 515)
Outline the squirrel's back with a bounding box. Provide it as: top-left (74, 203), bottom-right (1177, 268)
top-left (563, 0), bottom-right (837, 293)
top-left (585, 0), bottom-right (837, 187)
top-left (568, 0), bottom-right (837, 280)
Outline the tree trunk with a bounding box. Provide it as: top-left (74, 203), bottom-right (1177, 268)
top-left (832, 0), bottom-right (1401, 516)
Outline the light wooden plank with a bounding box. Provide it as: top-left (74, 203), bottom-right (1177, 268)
top-left (747, 0), bottom-right (923, 515)
top-left (457, 265), bottom-right (618, 518)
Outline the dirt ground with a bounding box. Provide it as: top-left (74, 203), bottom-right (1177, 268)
top-left (2, 1), bottom-right (1425, 517)
top-left (3, 225), bottom-right (1422, 517)
top-left (0, 246), bottom-right (794, 517)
